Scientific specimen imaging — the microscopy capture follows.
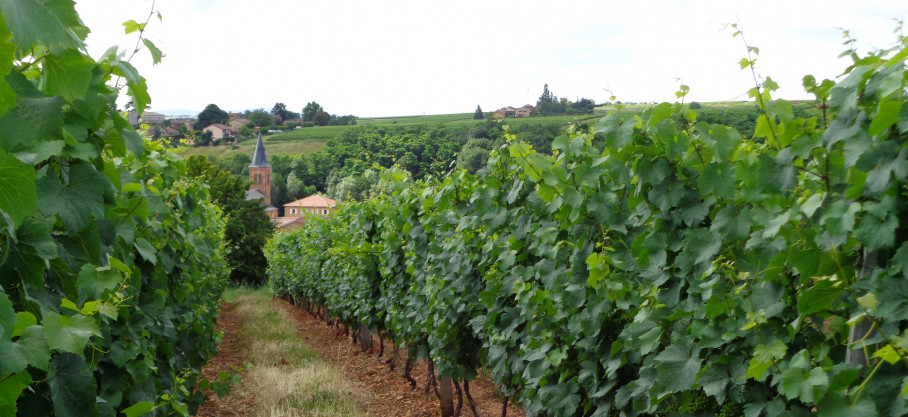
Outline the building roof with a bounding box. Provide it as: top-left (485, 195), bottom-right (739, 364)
top-left (249, 132), bottom-right (270, 168)
top-left (284, 195), bottom-right (337, 208)
top-left (276, 216), bottom-right (305, 227)
top-left (203, 123), bottom-right (233, 131)
top-left (245, 189), bottom-right (266, 200)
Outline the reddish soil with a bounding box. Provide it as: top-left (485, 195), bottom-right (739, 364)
top-left (195, 301), bottom-right (257, 417)
top-left (195, 297), bottom-right (525, 417)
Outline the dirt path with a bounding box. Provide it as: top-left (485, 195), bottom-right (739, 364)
top-left (195, 296), bottom-right (524, 417)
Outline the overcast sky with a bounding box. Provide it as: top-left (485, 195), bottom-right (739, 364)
top-left (75, 0), bottom-right (907, 117)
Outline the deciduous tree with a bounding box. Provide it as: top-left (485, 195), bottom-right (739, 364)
top-left (187, 156), bottom-right (274, 286)
top-left (302, 101), bottom-right (324, 122)
top-left (195, 103), bottom-right (228, 129)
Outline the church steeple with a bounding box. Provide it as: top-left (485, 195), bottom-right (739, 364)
top-left (248, 132), bottom-right (272, 205)
top-left (250, 132), bottom-right (270, 168)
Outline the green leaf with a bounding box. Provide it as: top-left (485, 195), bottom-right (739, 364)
top-left (142, 38), bottom-right (164, 64)
top-left (0, 18), bottom-right (16, 117)
top-left (0, 336), bottom-right (28, 375)
top-left (698, 365), bottom-right (730, 403)
top-left (868, 100), bottom-right (902, 136)
top-left (76, 264), bottom-right (121, 301)
top-left (797, 276), bottom-right (844, 315)
top-left (50, 353), bottom-right (97, 417)
top-left (37, 162), bottom-right (110, 233)
top-left (122, 401), bottom-right (154, 417)
top-left (871, 344), bottom-right (901, 365)
top-left (41, 49), bottom-right (94, 102)
top-left (655, 343), bottom-right (702, 393)
top-left (0, 150), bottom-right (36, 230)
top-left (16, 326), bottom-right (50, 370)
top-left (0, 0), bottom-right (83, 51)
top-left (857, 293), bottom-right (878, 312)
top-left (685, 228), bottom-right (721, 266)
top-left (780, 366), bottom-right (827, 403)
top-left (122, 20), bottom-right (144, 34)
top-left (0, 74), bottom-right (65, 154)
top-left (134, 237), bottom-right (157, 264)
top-left (12, 311), bottom-right (37, 338)
top-left (42, 312), bottom-right (100, 353)
top-left (0, 290), bottom-right (14, 337)
top-left (122, 128), bottom-right (145, 156)
top-left (748, 341), bottom-right (787, 380)
top-left (0, 370), bottom-right (31, 411)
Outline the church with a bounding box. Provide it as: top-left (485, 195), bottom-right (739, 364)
top-left (245, 133), bottom-right (279, 219)
top-left (245, 133), bottom-right (338, 232)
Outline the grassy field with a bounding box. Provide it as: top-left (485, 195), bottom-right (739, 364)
top-left (226, 288), bottom-right (368, 417)
top-left (182, 137), bottom-right (327, 159)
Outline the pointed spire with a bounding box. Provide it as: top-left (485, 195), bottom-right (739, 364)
top-left (250, 132), bottom-right (270, 168)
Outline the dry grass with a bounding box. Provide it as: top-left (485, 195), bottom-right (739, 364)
top-left (231, 289), bottom-right (369, 417)
top-left (250, 365), bottom-right (365, 417)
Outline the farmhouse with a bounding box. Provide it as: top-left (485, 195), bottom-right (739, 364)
top-left (202, 123), bottom-right (237, 140)
top-left (492, 105), bottom-right (533, 119)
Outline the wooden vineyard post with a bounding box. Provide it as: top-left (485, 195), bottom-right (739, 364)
top-left (439, 376), bottom-right (454, 417)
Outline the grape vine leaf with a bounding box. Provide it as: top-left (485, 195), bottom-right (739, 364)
top-left (37, 162), bottom-right (110, 233)
top-left (42, 312), bottom-right (99, 353)
top-left (654, 342), bottom-right (702, 393)
top-left (122, 401), bottom-right (154, 417)
top-left (0, 18), bottom-right (15, 116)
top-left (0, 151), bottom-right (35, 230)
top-left (40, 48), bottom-right (94, 102)
top-left (797, 277), bottom-right (844, 315)
top-left (0, 371), bottom-right (31, 414)
top-left (0, 0), bottom-right (83, 51)
top-left (49, 353), bottom-right (97, 417)
top-left (0, 73), bottom-right (64, 153)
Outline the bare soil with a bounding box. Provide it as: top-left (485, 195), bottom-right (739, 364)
top-left (195, 297), bottom-right (525, 417)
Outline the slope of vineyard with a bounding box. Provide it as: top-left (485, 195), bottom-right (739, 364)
top-left (267, 37), bottom-right (908, 416)
top-left (0, 3), bottom-right (227, 416)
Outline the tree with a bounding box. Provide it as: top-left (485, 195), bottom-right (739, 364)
top-left (313, 110), bottom-right (330, 126)
top-left (302, 101), bottom-right (324, 122)
top-left (195, 103), bottom-right (228, 129)
top-left (474, 105), bottom-right (484, 120)
top-left (186, 156), bottom-right (274, 286)
top-left (272, 102), bottom-right (293, 123)
top-left (248, 109), bottom-right (273, 127)
top-left (572, 98), bottom-right (596, 114)
top-left (538, 83), bottom-right (556, 105)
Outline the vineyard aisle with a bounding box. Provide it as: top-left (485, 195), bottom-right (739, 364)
top-left (195, 289), bottom-right (524, 417)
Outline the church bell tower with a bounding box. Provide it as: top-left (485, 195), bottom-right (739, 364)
top-left (249, 132), bottom-right (271, 205)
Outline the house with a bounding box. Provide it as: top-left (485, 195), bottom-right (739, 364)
top-left (283, 195), bottom-right (337, 217)
top-left (202, 123), bottom-right (237, 140)
top-left (276, 216), bottom-right (306, 232)
top-left (229, 118), bottom-right (250, 130)
top-left (143, 112), bottom-right (166, 123)
top-left (492, 105), bottom-right (533, 119)
top-left (168, 118), bottom-right (195, 131)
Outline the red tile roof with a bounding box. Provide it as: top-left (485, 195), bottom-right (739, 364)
top-left (284, 195), bottom-right (337, 208)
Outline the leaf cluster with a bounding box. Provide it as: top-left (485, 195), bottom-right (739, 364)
top-left (0, 3), bottom-right (228, 416)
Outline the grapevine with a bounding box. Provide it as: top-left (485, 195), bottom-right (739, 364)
top-left (268, 29), bottom-right (908, 417)
top-left (0, 2), bottom-right (227, 415)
